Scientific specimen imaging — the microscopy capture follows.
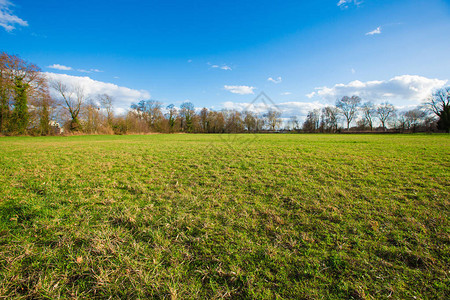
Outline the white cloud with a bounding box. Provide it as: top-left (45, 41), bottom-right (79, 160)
top-left (366, 26), bottom-right (381, 36)
top-left (224, 85), bottom-right (255, 95)
top-left (268, 76), bottom-right (282, 84)
top-left (277, 101), bottom-right (325, 117)
top-left (44, 72), bottom-right (150, 113)
top-left (306, 92), bottom-right (316, 99)
top-left (337, 0), bottom-right (362, 9)
top-left (209, 63), bottom-right (232, 70)
top-left (281, 92), bottom-right (292, 95)
top-left (77, 68), bottom-right (103, 73)
top-left (48, 64), bottom-right (73, 71)
top-left (48, 64), bottom-right (103, 73)
top-left (310, 75), bottom-right (447, 105)
top-left (0, 0), bottom-right (28, 32)
top-left (221, 100), bottom-right (324, 122)
top-left (337, 0), bottom-right (349, 7)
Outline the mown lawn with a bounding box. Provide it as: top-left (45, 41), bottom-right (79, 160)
top-left (0, 134), bottom-right (449, 299)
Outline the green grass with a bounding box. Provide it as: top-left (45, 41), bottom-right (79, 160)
top-left (0, 134), bottom-right (449, 299)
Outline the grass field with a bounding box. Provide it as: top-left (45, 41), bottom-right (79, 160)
top-left (0, 134), bottom-right (449, 299)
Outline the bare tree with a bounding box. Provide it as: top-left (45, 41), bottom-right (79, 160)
top-left (404, 109), bottom-right (426, 132)
top-left (51, 80), bottom-right (85, 131)
top-left (361, 102), bottom-right (375, 131)
top-left (302, 109), bottom-right (320, 132)
top-left (146, 100), bottom-right (163, 131)
top-left (427, 87), bottom-right (450, 132)
top-left (130, 99), bottom-right (164, 131)
top-left (255, 114), bottom-right (265, 132)
top-left (336, 95), bottom-right (361, 130)
top-left (289, 116), bottom-right (300, 131)
top-left (243, 111), bottom-right (257, 132)
top-left (198, 107), bottom-right (207, 133)
top-left (224, 110), bottom-right (244, 133)
top-left (376, 102), bottom-right (396, 131)
top-left (98, 94), bottom-right (114, 127)
top-left (83, 100), bottom-right (101, 134)
top-left (206, 110), bottom-right (225, 133)
top-left (265, 109), bottom-right (282, 131)
top-left (321, 106), bottom-right (339, 132)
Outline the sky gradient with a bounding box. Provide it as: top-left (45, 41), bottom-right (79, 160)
top-left (1, 0), bottom-right (450, 119)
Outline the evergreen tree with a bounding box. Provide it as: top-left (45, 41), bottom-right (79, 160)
top-left (39, 100), bottom-right (51, 135)
top-left (0, 83), bottom-right (10, 133)
top-left (10, 77), bottom-right (29, 134)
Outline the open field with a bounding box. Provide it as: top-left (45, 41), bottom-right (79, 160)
top-left (0, 134), bottom-right (449, 299)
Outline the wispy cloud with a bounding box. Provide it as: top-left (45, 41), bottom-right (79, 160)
top-left (281, 92), bottom-right (292, 95)
top-left (268, 77), bottom-right (282, 84)
top-left (306, 92), bottom-right (316, 99)
top-left (48, 64), bottom-right (104, 73)
top-left (0, 0), bottom-right (28, 32)
top-left (366, 26), bottom-right (382, 36)
top-left (337, 0), bottom-right (362, 9)
top-left (224, 85), bottom-right (255, 95)
top-left (48, 64), bottom-right (73, 71)
top-left (308, 75), bottom-right (447, 104)
top-left (208, 62), bottom-right (232, 70)
top-left (77, 68), bottom-right (103, 73)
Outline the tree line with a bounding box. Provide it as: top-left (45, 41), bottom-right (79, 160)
top-left (1, 51), bottom-right (449, 135)
top-left (301, 95), bottom-right (449, 133)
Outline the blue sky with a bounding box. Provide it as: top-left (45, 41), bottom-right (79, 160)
top-left (1, 0), bottom-right (450, 118)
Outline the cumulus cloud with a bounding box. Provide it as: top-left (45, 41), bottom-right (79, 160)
top-left (309, 75), bottom-right (447, 105)
top-left (366, 26), bottom-right (382, 36)
top-left (48, 64), bottom-right (73, 71)
top-left (0, 0), bottom-right (28, 32)
top-left (224, 85), bottom-right (255, 95)
top-left (44, 72), bottom-right (150, 113)
top-left (268, 77), bottom-right (282, 84)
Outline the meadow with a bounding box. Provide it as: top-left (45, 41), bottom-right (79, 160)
top-left (0, 134), bottom-right (449, 299)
